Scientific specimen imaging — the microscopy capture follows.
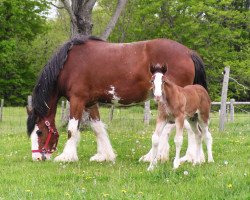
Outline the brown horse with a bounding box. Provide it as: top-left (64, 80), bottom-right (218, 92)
top-left (27, 35), bottom-right (207, 162)
top-left (148, 64), bottom-right (213, 170)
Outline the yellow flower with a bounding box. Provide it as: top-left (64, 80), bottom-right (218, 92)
top-left (227, 184), bottom-right (233, 188)
top-left (103, 193), bottom-right (109, 197)
top-left (121, 189), bottom-right (127, 193)
top-left (138, 191), bottom-right (143, 195)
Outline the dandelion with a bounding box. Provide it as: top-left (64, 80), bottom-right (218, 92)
top-left (65, 192), bottom-right (70, 196)
top-left (184, 170), bottom-right (189, 175)
top-left (121, 189), bottom-right (127, 193)
top-left (103, 193), bottom-right (109, 197)
top-left (25, 190), bottom-right (31, 192)
top-left (138, 191), bottom-right (143, 195)
top-left (227, 184), bottom-right (233, 189)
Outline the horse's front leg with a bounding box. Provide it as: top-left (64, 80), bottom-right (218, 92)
top-left (147, 120), bottom-right (166, 171)
top-left (139, 123), bottom-right (173, 163)
top-left (89, 104), bottom-right (116, 163)
top-left (173, 116), bottom-right (184, 169)
top-left (54, 97), bottom-right (84, 162)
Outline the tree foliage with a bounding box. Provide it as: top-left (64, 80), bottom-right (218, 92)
top-left (0, 0), bottom-right (249, 105)
top-left (0, 0), bottom-right (49, 105)
top-left (110, 0), bottom-right (250, 101)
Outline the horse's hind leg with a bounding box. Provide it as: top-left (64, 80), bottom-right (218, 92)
top-left (180, 120), bottom-right (205, 164)
top-left (88, 104), bottom-right (116, 163)
top-left (198, 120), bottom-right (214, 163)
top-left (187, 119), bottom-right (203, 165)
top-left (54, 97), bottom-right (84, 162)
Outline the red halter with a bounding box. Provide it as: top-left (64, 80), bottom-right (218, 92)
top-left (32, 120), bottom-right (59, 155)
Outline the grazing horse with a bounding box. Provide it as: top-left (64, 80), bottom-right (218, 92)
top-left (148, 64), bottom-right (214, 171)
top-left (27, 35), bottom-right (207, 162)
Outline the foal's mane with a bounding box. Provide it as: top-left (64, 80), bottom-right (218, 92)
top-left (27, 36), bottom-right (104, 136)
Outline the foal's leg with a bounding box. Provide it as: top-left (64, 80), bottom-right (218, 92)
top-left (54, 97), bottom-right (84, 162)
top-left (88, 104), bottom-right (116, 163)
top-left (187, 119), bottom-right (203, 165)
top-left (139, 123), bottom-right (174, 163)
top-left (147, 120), bottom-right (167, 171)
top-left (198, 121), bottom-right (214, 163)
top-left (180, 120), bottom-right (205, 164)
top-left (173, 116), bottom-right (185, 169)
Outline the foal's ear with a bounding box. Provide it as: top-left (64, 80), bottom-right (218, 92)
top-left (150, 64), bottom-right (155, 74)
top-left (162, 64), bottom-right (168, 74)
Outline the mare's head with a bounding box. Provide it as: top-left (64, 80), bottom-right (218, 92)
top-left (150, 63), bottom-right (168, 102)
top-left (27, 106), bottom-right (59, 161)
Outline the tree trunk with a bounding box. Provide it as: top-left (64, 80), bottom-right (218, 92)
top-left (101, 0), bottom-right (128, 40)
top-left (60, 0), bottom-right (127, 123)
top-left (61, 0), bottom-right (127, 38)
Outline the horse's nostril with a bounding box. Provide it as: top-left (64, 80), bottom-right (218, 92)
top-left (155, 96), bottom-right (161, 101)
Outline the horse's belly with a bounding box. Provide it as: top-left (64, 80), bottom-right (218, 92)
top-left (98, 84), bottom-right (151, 106)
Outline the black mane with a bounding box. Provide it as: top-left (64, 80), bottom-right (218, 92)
top-left (27, 35), bottom-right (103, 136)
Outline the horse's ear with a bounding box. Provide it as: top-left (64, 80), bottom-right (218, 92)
top-left (162, 64), bottom-right (168, 74)
top-left (150, 64), bottom-right (155, 74)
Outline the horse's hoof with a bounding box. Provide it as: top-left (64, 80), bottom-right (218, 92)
top-left (157, 154), bottom-right (169, 163)
top-left (139, 154), bottom-right (151, 163)
top-left (173, 159), bottom-right (180, 169)
top-left (54, 153), bottom-right (78, 162)
top-left (208, 158), bottom-right (214, 163)
top-left (147, 165), bottom-right (155, 171)
top-left (179, 156), bottom-right (188, 164)
top-left (90, 153), bottom-right (116, 163)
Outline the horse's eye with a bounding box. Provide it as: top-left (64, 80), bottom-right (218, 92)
top-left (36, 130), bottom-right (42, 136)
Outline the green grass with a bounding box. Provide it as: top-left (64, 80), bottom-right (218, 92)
top-left (0, 107), bottom-right (249, 199)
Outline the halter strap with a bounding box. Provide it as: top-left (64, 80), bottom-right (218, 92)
top-left (32, 120), bottom-right (59, 154)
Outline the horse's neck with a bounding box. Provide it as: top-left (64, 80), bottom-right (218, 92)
top-left (163, 80), bottom-right (177, 98)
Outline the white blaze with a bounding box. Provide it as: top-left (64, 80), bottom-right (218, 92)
top-left (153, 73), bottom-right (164, 97)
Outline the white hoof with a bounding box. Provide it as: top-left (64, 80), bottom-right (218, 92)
top-left (208, 158), bottom-right (214, 163)
top-left (139, 151), bottom-right (152, 163)
top-left (157, 152), bottom-right (169, 163)
top-left (147, 164), bottom-right (155, 171)
top-left (173, 158), bottom-right (180, 169)
top-left (90, 153), bottom-right (116, 163)
top-left (32, 153), bottom-right (52, 161)
top-left (54, 153), bottom-right (78, 162)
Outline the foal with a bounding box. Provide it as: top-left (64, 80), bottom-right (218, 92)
top-left (148, 64), bottom-right (214, 170)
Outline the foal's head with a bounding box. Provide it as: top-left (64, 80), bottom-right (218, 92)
top-left (150, 64), bottom-right (167, 102)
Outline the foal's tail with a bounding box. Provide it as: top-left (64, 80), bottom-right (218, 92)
top-left (191, 51), bottom-right (208, 91)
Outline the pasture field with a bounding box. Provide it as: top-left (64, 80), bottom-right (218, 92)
top-left (0, 107), bottom-right (249, 199)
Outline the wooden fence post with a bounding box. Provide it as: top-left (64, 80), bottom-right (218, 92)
top-left (62, 100), bottom-right (70, 125)
top-left (109, 105), bottom-right (115, 122)
top-left (27, 95), bottom-right (32, 110)
top-left (230, 99), bottom-right (235, 122)
top-left (0, 99), bottom-right (4, 122)
top-left (61, 100), bottom-right (65, 122)
top-left (219, 67), bottom-right (230, 131)
top-left (144, 100), bottom-right (151, 124)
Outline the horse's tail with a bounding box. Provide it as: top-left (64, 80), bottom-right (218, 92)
top-left (191, 51), bottom-right (208, 91)
top-left (27, 35), bottom-right (102, 136)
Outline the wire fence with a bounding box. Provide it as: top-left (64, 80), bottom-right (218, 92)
top-left (0, 100), bottom-right (249, 134)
